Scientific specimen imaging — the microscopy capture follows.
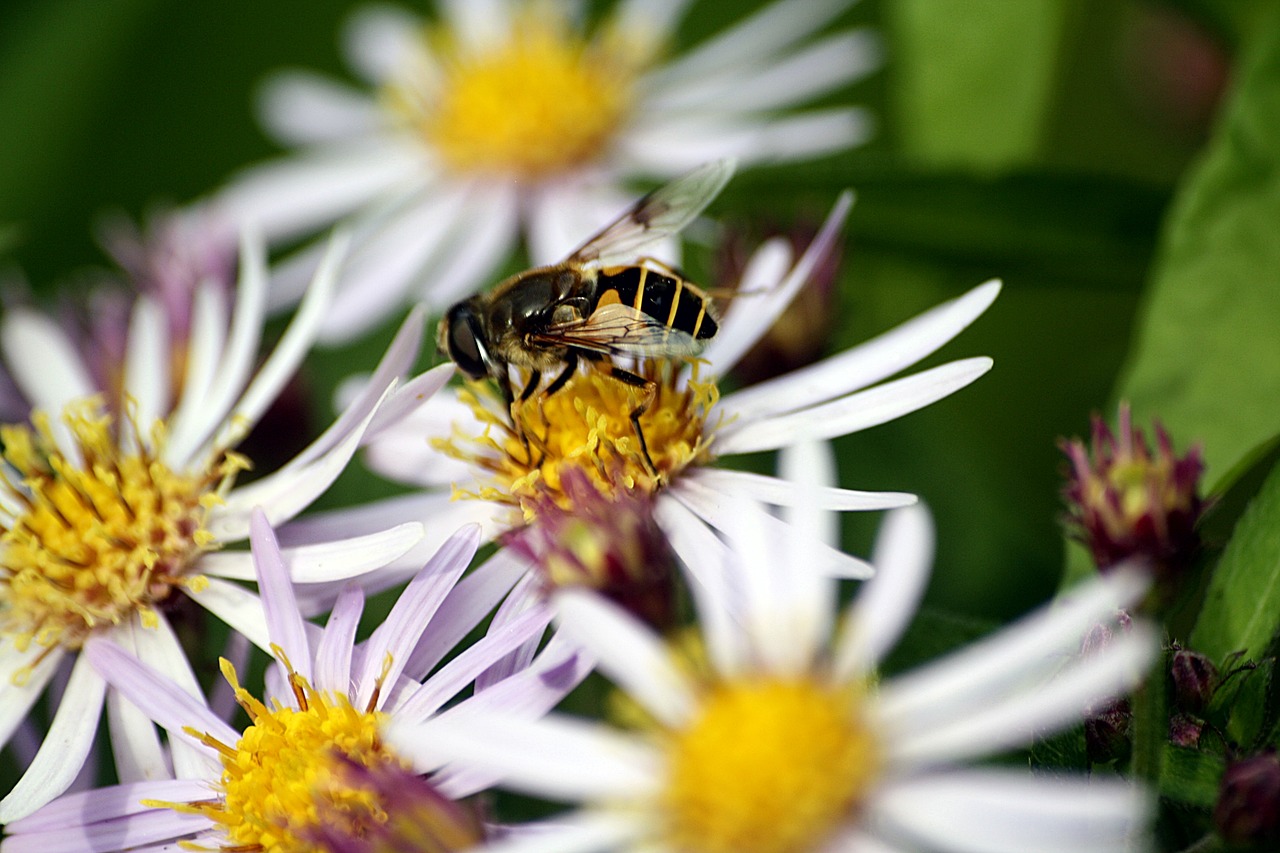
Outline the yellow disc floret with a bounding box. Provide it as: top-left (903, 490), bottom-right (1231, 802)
top-left (662, 677), bottom-right (881, 853)
top-left (0, 398), bottom-right (245, 656)
top-left (167, 656), bottom-right (416, 853)
top-left (436, 364), bottom-right (717, 519)
top-left (391, 5), bottom-right (637, 178)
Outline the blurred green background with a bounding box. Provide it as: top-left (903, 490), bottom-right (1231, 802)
top-left (0, 0), bottom-right (1255, 623)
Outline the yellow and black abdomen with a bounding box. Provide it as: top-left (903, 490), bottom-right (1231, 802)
top-left (596, 266), bottom-right (718, 340)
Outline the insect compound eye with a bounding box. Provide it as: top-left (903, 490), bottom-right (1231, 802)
top-left (443, 304), bottom-right (490, 379)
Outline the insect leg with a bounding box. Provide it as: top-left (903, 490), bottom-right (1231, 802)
top-left (519, 369), bottom-right (542, 402)
top-left (603, 363), bottom-right (659, 479)
top-left (544, 353), bottom-right (580, 398)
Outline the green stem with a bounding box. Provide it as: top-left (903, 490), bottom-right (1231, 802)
top-left (1131, 645), bottom-right (1168, 786)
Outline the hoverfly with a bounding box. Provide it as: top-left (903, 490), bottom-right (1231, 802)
top-left (437, 159), bottom-right (734, 470)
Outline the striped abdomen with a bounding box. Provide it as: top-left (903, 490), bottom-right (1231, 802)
top-left (595, 266), bottom-right (718, 340)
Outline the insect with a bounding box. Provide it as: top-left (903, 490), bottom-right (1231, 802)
top-left (437, 159), bottom-right (734, 471)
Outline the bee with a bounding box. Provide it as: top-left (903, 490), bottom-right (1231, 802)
top-left (437, 159), bottom-right (734, 471)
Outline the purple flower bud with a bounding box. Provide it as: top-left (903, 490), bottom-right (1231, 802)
top-left (1171, 648), bottom-right (1218, 715)
top-left (1215, 753), bottom-right (1280, 848)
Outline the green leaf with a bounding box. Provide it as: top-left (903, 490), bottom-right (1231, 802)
top-left (1191, 460), bottom-right (1280, 664)
top-left (1113, 6), bottom-right (1280, 492)
top-left (1160, 745), bottom-right (1226, 808)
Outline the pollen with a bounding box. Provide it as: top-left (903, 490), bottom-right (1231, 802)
top-left (163, 656), bottom-right (425, 853)
top-left (661, 677), bottom-right (881, 853)
top-left (393, 7), bottom-right (636, 178)
top-left (437, 364), bottom-right (717, 519)
top-left (0, 398), bottom-right (245, 657)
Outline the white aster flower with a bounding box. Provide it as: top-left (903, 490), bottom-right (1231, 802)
top-left (389, 480), bottom-right (1158, 853)
top-left (0, 233), bottom-right (448, 821)
top-left (215, 0), bottom-right (878, 342)
top-left (1, 511), bottom-right (592, 852)
top-left (336, 195), bottom-right (998, 596)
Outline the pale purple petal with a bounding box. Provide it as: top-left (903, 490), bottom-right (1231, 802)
top-left (1, 807), bottom-right (209, 853)
top-left (105, 624), bottom-right (170, 784)
top-left (0, 653), bottom-right (108, 822)
top-left (250, 509), bottom-right (312, 684)
top-left (4, 780), bottom-right (210, 833)
top-left (313, 584), bottom-right (364, 697)
top-left (474, 574), bottom-right (545, 691)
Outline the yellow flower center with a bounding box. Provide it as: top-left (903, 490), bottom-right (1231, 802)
top-left (436, 364), bottom-right (718, 520)
top-left (392, 6), bottom-right (637, 178)
top-left (164, 656), bottom-right (470, 853)
top-left (0, 399), bottom-right (244, 661)
top-left (662, 677), bottom-right (880, 853)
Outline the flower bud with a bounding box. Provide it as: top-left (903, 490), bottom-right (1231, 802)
top-left (1170, 648), bottom-right (1218, 715)
top-left (1215, 753), bottom-right (1280, 849)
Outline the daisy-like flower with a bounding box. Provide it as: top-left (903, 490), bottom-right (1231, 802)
top-left (215, 0), bottom-right (878, 342)
top-left (1, 511), bottom-right (592, 852)
top-left (351, 195), bottom-right (999, 593)
top-left (0, 233), bottom-right (449, 821)
top-left (389, 462), bottom-right (1158, 853)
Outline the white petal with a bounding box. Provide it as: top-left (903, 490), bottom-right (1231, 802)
top-left (250, 510), bottom-right (313, 685)
top-left (716, 357), bottom-right (995, 455)
top-left (873, 770), bottom-right (1153, 853)
top-left (200, 522), bottom-right (424, 582)
top-left (835, 504), bottom-right (935, 679)
top-left (1, 309), bottom-right (94, 415)
top-left (406, 178), bottom-right (521, 309)
top-left (316, 584), bottom-right (364, 696)
top-left (648, 31), bottom-right (879, 115)
top-left (166, 230), bottom-right (267, 468)
top-left (132, 619), bottom-right (217, 781)
top-left (121, 296), bottom-right (170, 434)
top-left (214, 140), bottom-right (422, 244)
top-left (701, 193), bottom-right (851, 376)
top-left (674, 476), bottom-right (872, 579)
top-left (877, 570), bottom-right (1151, 733)
top-left (693, 468), bottom-right (912, 512)
top-left (439, 0), bottom-right (514, 52)
top-left (556, 590), bottom-right (695, 727)
top-left (722, 279), bottom-right (1002, 423)
top-left (391, 710), bottom-right (659, 800)
top-left (365, 362), bottom-right (456, 443)
top-left (106, 623), bottom-right (171, 784)
top-left (0, 653), bottom-right (107, 822)
top-left (610, 0), bottom-right (693, 58)
top-left (525, 180), bottom-right (636, 268)
top-left (0, 643), bottom-right (62, 747)
top-left (356, 524), bottom-right (479, 709)
top-left (212, 231), bottom-right (346, 450)
top-left (165, 283), bottom-right (228, 460)
top-left (891, 623), bottom-right (1157, 767)
top-left (467, 811), bottom-right (646, 853)
top-left (185, 575), bottom-right (271, 653)
top-left (342, 3), bottom-right (425, 84)
top-left (257, 70), bottom-right (380, 146)
top-left (643, 0), bottom-right (856, 88)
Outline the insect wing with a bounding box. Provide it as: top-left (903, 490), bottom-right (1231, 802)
top-left (567, 159), bottom-right (736, 268)
top-left (530, 302), bottom-right (704, 358)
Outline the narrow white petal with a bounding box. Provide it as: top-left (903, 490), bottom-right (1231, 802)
top-left (0, 643), bottom-right (62, 747)
top-left (722, 280), bottom-right (1002, 423)
top-left (439, 0), bottom-right (514, 52)
top-left (106, 623), bottom-right (171, 784)
top-left (873, 770), bottom-right (1153, 853)
top-left (200, 523), bottom-right (424, 582)
top-left (365, 362), bottom-right (457, 444)
top-left (878, 570), bottom-right (1150, 732)
top-left (257, 70), bottom-right (380, 146)
top-left (701, 193), bottom-right (851, 376)
top-left (165, 283), bottom-right (228, 460)
top-left (646, 0), bottom-right (854, 86)
top-left (0, 654), bottom-right (107, 822)
top-left (406, 178), bottom-right (521, 309)
top-left (214, 231), bottom-right (346, 449)
top-left (693, 468), bottom-right (912, 513)
top-left (132, 618), bottom-right (218, 781)
top-left (121, 296), bottom-right (170, 434)
top-left (1, 309), bottom-right (94, 413)
top-left (610, 0), bottom-right (693, 56)
top-left (357, 524), bottom-right (480, 709)
top-left (250, 510), bottom-right (312, 684)
top-left (649, 31), bottom-right (879, 115)
top-left (167, 230), bottom-right (268, 468)
top-left (469, 811), bottom-right (646, 853)
top-left (215, 141), bottom-right (422, 245)
top-left (185, 575), bottom-right (271, 653)
top-left (394, 604), bottom-right (553, 721)
top-left (716, 357), bottom-right (995, 455)
top-left (891, 624), bottom-right (1158, 767)
top-left (405, 546), bottom-right (531, 678)
top-left (675, 477), bottom-right (873, 579)
top-left (556, 590), bottom-right (696, 727)
top-left (342, 3), bottom-right (425, 84)
top-left (391, 711), bottom-right (659, 800)
top-left (653, 494), bottom-right (742, 675)
top-left (836, 504), bottom-right (935, 679)
top-left (526, 181), bottom-right (636, 268)
top-left (316, 584), bottom-right (364, 696)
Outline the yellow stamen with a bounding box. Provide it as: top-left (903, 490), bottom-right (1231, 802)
top-left (0, 398), bottom-right (246, 660)
top-left (435, 364), bottom-right (717, 520)
top-left (662, 677), bottom-right (880, 853)
top-left (388, 4), bottom-right (638, 178)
